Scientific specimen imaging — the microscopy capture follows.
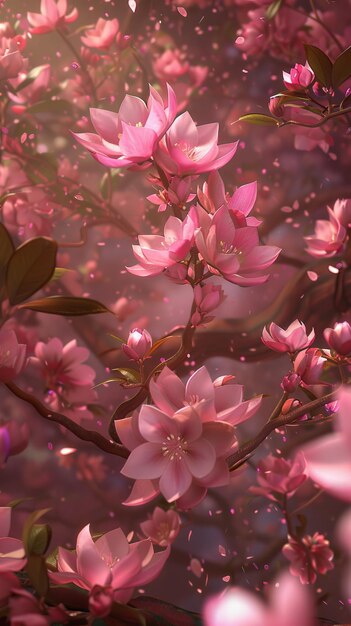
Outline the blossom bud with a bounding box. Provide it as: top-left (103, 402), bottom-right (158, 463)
top-left (122, 328), bottom-right (152, 361)
top-left (324, 321), bottom-right (351, 356)
top-left (281, 371), bottom-right (301, 392)
top-left (89, 585), bottom-right (114, 618)
top-left (191, 284), bottom-right (226, 326)
top-left (283, 62), bottom-right (314, 90)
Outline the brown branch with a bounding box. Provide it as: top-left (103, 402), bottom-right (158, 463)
top-left (228, 390), bottom-right (338, 471)
top-left (4, 381), bottom-right (129, 458)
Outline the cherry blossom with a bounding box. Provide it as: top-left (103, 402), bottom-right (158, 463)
top-left (27, 0), bottom-right (78, 34)
top-left (324, 321), bottom-right (351, 356)
top-left (305, 207), bottom-right (347, 258)
top-left (283, 62), bottom-right (314, 90)
top-left (261, 320), bottom-right (315, 353)
top-left (81, 18), bottom-right (120, 49)
top-left (250, 453), bottom-right (307, 501)
top-left (282, 533), bottom-right (334, 584)
top-left (122, 328), bottom-right (153, 361)
top-left (140, 506), bottom-right (181, 547)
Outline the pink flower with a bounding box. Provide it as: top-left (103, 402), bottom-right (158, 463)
top-left (281, 371), bottom-right (301, 392)
top-left (81, 18), bottom-right (120, 49)
top-left (119, 403), bottom-right (236, 508)
top-left (262, 320), bottom-right (315, 353)
top-left (0, 328), bottom-right (27, 382)
top-left (9, 588), bottom-right (68, 625)
top-left (293, 348), bottom-right (326, 388)
top-left (149, 365), bottom-right (262, 428)
top-left (191, 283), bottom-right (226, 326)
top-left (89, 585), bottom-right (114, 618)
top-left (3, 191), bottom-right (54, 240)
top-left (0, 37), bottom-right (26, 81)
top-left (333, 198), bottom-right (351, 228)
top-left (198, 171), bottom-right (260, 226)
top-left (283, 62), bottom-right (314, 90)
top-left (282, 533), bottom-right (334, 584)
top-left (203, 571), bottom-right (315, 626)
top-left (49, 524), bottom-right (169, 603)
top-left (140, 507), bottom-right (181, 547)
top-left (305, 208), bottom-right (347, 258)
top-left (155, 111), bottom-right (238, 175)
top-left (324, 321), bottom-right (351, 356)
top-left (27, 0), bottom-right (78, 34)
top-left (250, 453), bottom-right (307, 501)
top-left (147, 175), bottom-right (195, 213)
top-left (72, 84), bottom-right (177, 169)
top-left (337, 509), bottom-right (351, 601)
top-left (122, 328), bottom-right (152, 361)
top-left (0, 507), bottom-right (26, 573)
top-left (32, 338), bottom-right (95, 388)
top-left (8, 64), bottom-right (51, 114)
top-left (194, 205), bottom-right (280, 286)
top-left (0, 573), bottom-right (20, 609)
top-left (302, 386), bottom-right (351, 501)
top-left (126, 209), bottom-right (196, 277)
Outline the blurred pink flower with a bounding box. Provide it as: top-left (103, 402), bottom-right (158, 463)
top-left (3, 191), bottom-right (54, 240)
top-left (283, 62), bottom-right (314, 90)
top-left (140, 506), bottom-right (181, 547)
top-left (0, 420), bottom-right (29, 466)
top-left (283, 533), bottom-right (334, 584)
top-left (122, 328), bottom-right (152, 361)
top-left (8, 64), bottom-right (51, 114)
top-left (302, 386), bottom-right (351, 501)
top-left (250, 453), bottom-right (307, 501)
top-left (0, 572), bottom-right (20, 609)
top-left (0, 507), bottom-right (26, 573)
top-left (27, 0), bottom-right (78, 34)
top-left (9, 588), bottom-right (68, 625)
top-left (127, 209), bottom-right (196, 277)
top-left (293, 348), bottom-right (326, 394)
top-left (305, 207), bottom-right (346, 258)
top-left (32, 338), bottom-right (95, 389)
top-left (337, 509), bottom-right (351, 601)
top-left (73, 84), bottom-right (177, 169)
top-left (0, 37), bottom-right (26, 81)
top-left (324, 321), bottom-right (351, 356)
top-left (81, 18), bottom-right (120, 49)
top-left (0, 328), bottom-right (27, 382)
top-left (195, 205), bottom-right (280, 286)
top-left (203, 571), bottom-right (315, 626)
top-left (262, 320), bottom-right (315, 353)
top-left (155, 111), bottom-right (238, 175)
top-left (191, 283), bottom-right (226, 326)
top-left (281, 371), bottom-right (301, 392)
top-left (333, 198), bottom-right (351, 228)
top-left (49, 524), bottom-right (169, 603)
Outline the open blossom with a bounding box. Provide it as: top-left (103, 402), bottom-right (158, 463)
top-left (324, 321), bottom-right (351, 356)
top-left (302, 386), bottom-right (351, 501)
top-left (122, 328), bottom-right (152, 361)
top-left (262, 320), bottom-right (315, 353)
top-left (0, 508), bottom-right (26, 573)
top-left (333, 198), bottom-right (351, 228)
top-left (191, 283), bottom-right (226, 326)
top-left (198, 171), bottom-right (261, 226)
top-left (127, 209), bottom-right (196, 277)
top-left (249, 453), bottom-right (307, 501)
top-left (32, 338), bottom-right (95, 389)
top-left (140, 507), bottom-right (181, 547)
top-left (283, 62), bottom-right (314, 90)
top-left (203, 572), bottom-right (314, 626)
top-left (118, 403), bottom-right (236, 508)
top-left (305, 208), bottom-right (347, 258)
top-left (73, 84), bottom-right (177, 169)
top-left (49, 524), bottom-right (169, 603)
top-left (194, 205), bottom-right (280, 286)
top-left (0, 328), bottom-right (27, 382)
top-left (81, 18), bottom-right (120, 49)
top-left (293, 348), bottom-right (326, 393)
top-left (0, 37), bottom-right (26, 81)
top-left (155, 111), bottom-right (238, 175)
top-left (283, 533), bottom-right (334, 584)
top-left (27, 0), bottom-right (78, 34)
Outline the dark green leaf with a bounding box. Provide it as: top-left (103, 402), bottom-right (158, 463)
top-left (332, 45), bottom-right (351, 87)
top-left (6, 237), bottom-right (57, 305)
top-left (111, 367), bottom-right (141, 383)
top-left (265, 0), bottom-right (283, 20)
top-left (18, 295), bottom-right (111, 315)
top-left (238, 114), bottom-right (279, 126)
top-left (0, 223), bottom-right (15, 289)
top-left (22, 508), bottom-right (51, 554)
top-left (26, 554), bottom-right (49, 598)
top-left (27, 524), bottom-right (52, 556)
top-left (304, 44), bottom-right (332, 87)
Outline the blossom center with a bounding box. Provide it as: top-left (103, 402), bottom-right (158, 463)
top-left (161, 434), bottom-right (188, 461)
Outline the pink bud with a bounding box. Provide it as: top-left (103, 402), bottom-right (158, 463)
top-left (324, 321), bottom-right (351, 356)
top-left (89, 585), bottom-right (114, 618)
top-left (122, 328), bottom-right (152, 361)
top-left (281, 371), bottom-right (301, 392)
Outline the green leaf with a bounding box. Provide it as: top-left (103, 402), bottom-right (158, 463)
top-left (0, 223), bottom-right (15, 290)
top-left (26, 554), bottom-right (49, 598)
top-left (111, 367), bottom-right (141, 383)
top-left (27, 523), bottom-right (52, 556)
top-left (332, 45), bottom-right (351, 87)
top-left (304, 44), bottom-right (332, 87)
top-left (93, 378), bottom-right (127, 389)
top-left (22, 508), bottom-right (51, 554)
top-left (6, 237), bottom-right (57, 305)
top-left (238, 114), bottom-right (279, 126)
top-left (265, 0), bottom-right (283, 20)
top-left (18, 295), bottom-right (111, 316)
top-left (15, 65), bottom-right (49, 92)
top-left (51, 267), bottom-right (72, 280)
